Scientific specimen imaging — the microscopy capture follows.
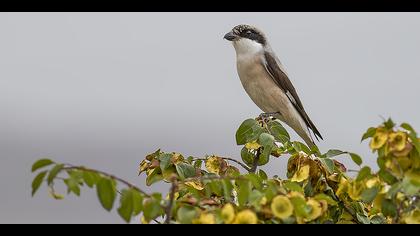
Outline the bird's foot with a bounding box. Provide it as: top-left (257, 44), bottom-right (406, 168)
top-left (257, 112), bottom-right (280, 125)
top-left (258, 112), bottom-right (280, 120)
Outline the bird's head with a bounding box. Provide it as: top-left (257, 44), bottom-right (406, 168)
top-left (224, 24), bottom-right (267, 55)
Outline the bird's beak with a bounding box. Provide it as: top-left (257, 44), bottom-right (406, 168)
top-left (224, 31), bottom-right (238, 41)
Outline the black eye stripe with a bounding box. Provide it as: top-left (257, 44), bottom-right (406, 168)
top-left (231, 25), bottom-right (267, 45)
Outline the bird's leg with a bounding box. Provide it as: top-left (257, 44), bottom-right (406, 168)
top-left (257, 112), bottom-right (280, 132)
top-left (258, 112), bottom-right (280, 122)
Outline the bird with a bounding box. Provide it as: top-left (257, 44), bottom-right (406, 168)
top-left (224, 24), bottom-right (323, 148)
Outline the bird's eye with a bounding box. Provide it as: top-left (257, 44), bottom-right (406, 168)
top-left (246, 30), bottom-right (252, 35)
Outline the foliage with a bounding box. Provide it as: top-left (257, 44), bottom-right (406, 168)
top-left (31, 116), bottom-right (420, 224)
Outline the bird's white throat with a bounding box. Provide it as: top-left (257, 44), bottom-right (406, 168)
top-left (233, 38), bottom-right (264, 59)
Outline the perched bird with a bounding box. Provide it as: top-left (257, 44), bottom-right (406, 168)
top-left (224, 24), bottom-right (323, 147)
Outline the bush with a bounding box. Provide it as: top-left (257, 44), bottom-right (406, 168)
top-left (31, 116), bottom-right (420, 224)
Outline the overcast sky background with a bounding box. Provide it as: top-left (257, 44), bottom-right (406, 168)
top-left (0, 12), bottom-right (419, 223)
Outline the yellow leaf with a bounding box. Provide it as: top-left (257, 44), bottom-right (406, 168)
top-left (389, 131), bottom-right (407, 152)
top-left (138, 160), bottom-right (149, 174)
top-left (185, 181), bottom-right (204, 191)
top-left (205, 156), bottom-right (227, 175)
top-left (370, 130), bottom-right (388, 150)
top-left (335, 178), bottom-right (349, 198)
top-left (245, 141), bottom-right (261, 150)
top-left (404, 210), bottom-right (420, 224)
top-left (365, 177), bottom-right (379, 188)
top-left (171, 153), bottom-right (184, 164)
top-left (221, 204), bottom-right (236, 224)
top-left (271, 195), bottom-right (294, 220)
top-left (233, 210), bottom-right (258, 224)
top-left (291, 165), bottom-right (310, 182)
top-left (306, 199), bottom-right (323, 221)
top-left (140, 216), bottom-right (150, 224)
top-left (192, 213), bottom-right (216, 224)
top-left (347, 181), bottom-right (363, 201)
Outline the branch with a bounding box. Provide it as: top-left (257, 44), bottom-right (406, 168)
top-left (194, 157), bottom-right (251, 172)
top-left (63, 165), bottom-right (151, 198)
top-left (249, 149), bottom-right (261, 173)
top-left (164, 180), bottom-right (177, 224)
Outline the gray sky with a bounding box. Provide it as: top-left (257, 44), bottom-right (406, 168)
top-left (0, 12), bottom-right (419, 223)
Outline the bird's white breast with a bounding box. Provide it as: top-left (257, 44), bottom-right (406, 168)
top-left (233, 38), bottom-right (264, 60)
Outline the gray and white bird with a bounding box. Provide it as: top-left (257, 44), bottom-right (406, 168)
top-left (224, 24), bottom-right (323, 147)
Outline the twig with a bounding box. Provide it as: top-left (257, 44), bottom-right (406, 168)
top-left (63, 165), bottom-right (151, 198)
top-left (221, 157), bottom-right (251, 172)
top-left (183, 175), bottom-right (245, 182)
top-left (164, 181), bottom-right (177, 224)
top-left (193, 157), bottom-right (251, 172)
top-left (250, 149), bottom-right (261, 173)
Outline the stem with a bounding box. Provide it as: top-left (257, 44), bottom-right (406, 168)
top-left (194, 157), bottom-right (251, 172)
top-left (250, 149), bottom-right (261, 173)
top-left (63, 165), bottom-right (151, 197)
top-left (184, 175), bottom-right (245, 183)
top-left (164, 181), bottom-right (177, 224)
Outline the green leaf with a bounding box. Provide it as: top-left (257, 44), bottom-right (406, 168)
top-left (349, 153), bottom-right (363, 166)
top-left (378, 170), bottom-right (398, 185)
top-left (132, 190), bottom-right (144, 216)
top-left (320, 158), bottom-right (335, 174)
top-left (237, 180), bottom-right (251, 207)
top-left (290, 196), bottom-right (311, 218)
top-left (47, 164), bottom-right (64, 185)
top-left (258, 169), bottom-right (268, 180)
top-left (356, 213), bottom-right (370, 224)
top-left (194, 160), bottom-right (203, 169)
top-left (258, 133), bottom-right (274, 166)
top-left (361, 127), bottom-right (376, 142)
top-left (64, 178), bottom-right (81, 196)
top-left (159, 153), bottom-right (173, 172)
top-left (236, 119), bottom-right (263, 145)
top-left (208, 180), bottom-right (223, 196)
top-left (356, 166), bottom-right (372, 182)
top-left (146, 168), bottom-right (164, 186)
top-left (31, 159), bottom-right (54, 172)
top-left (32, 171), bottom-right (48, 196)
top-left (177, 205), bottom-right (198, 224)
top-left (383, 118), bottom-right (395, 129)
top-left (222, 179), bottom-right (234, 201)
top-left (143, 195), bottom-right (164, 221)
top-left (409, 133), bottom-right (420, 154)
top-left (386, 182), bottom-right (401, 199)
top-left (249, 190), bottom-right (264, 210)
top-left (267, 120), bottom-right (290, 143)
top-left (96, 178), bottom-right (117, 211)
top-left (381, 199), bottom-right (397, 217)
top-left (293, 141), bottom-right (311, 155)
top-left (118, 189), bottom-right (134, 223)
top-left (83, 171), bottom-right (99, 188)
top-left (241, 147), bottom-right (254, 167)
top-left (175, 163), bottom-right (196, 180)
top-left (361, 187), bottom-right (379, 204)
top-left (377, 156), bottom-right (386, 169)
top-left (402, 174), bottom-right (420, 195)
top-left (322, 149), bottom-right (347, 158)
top-left (401, 123), bottom-right (416, 133)
top-left (370, 215), bottom-right (387, 224)
top-left (246, 173), bottom-right (263, 190)
top-left (283, 181), bottom-right (304, 193)
top-left (401, 123), bottom-right (420, 153)
top-left (314, 193), bottom-right (337, 206)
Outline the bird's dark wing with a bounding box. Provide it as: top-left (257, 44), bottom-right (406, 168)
top-left (262, 51), bottom-right (323, 141)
